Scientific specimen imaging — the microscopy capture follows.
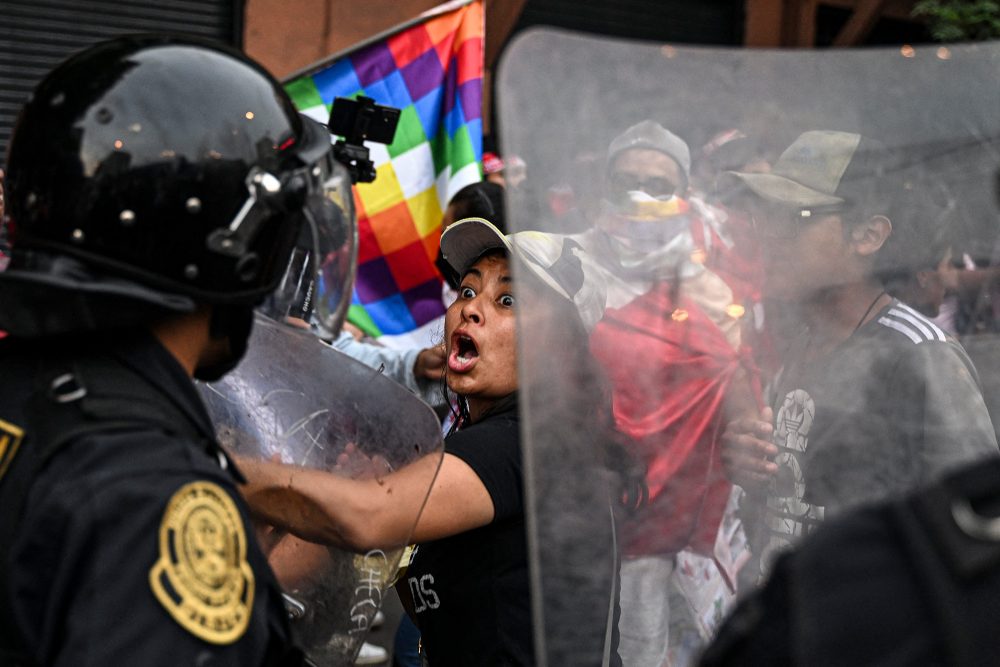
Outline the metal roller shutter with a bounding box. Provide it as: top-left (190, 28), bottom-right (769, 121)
top-left (0, 0), bottom-right (243, 155)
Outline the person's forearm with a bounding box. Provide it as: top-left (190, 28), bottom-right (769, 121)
top-left (722, 365), bottom-right (762, 424)
top-left (237, 455), bottom-right (438, 552)
top-left (956, 267), bottom-right (1000, 295)
top-left (238, 458), bottom-right (357, 548)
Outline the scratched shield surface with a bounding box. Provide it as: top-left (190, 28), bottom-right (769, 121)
top-left (498, 30), bottom-right (1000, 666)
top-left (199, 313), bottom-right (444, 665)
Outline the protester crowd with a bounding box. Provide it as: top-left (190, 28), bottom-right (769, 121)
top-left (1, 32), bottom-right (999, 667)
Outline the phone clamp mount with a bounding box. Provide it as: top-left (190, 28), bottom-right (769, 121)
top-left (328, 96), bottom-right (401, 185)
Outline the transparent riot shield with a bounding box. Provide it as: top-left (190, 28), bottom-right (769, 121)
top-left (198, 314), bottom-right (444, 666)
top-left (498, 31), bottom-right (1000, 666)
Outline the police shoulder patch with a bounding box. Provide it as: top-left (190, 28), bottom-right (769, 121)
top-left (0, 418), bottom-right (25, 483)
top-left (149, 480), bottom-right (255, 644)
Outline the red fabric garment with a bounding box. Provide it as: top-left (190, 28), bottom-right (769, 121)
top-left (591, 280), bottom-right (753, 557)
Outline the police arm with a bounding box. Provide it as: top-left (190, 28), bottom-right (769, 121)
top-left (238, 452), bottom-right (494, 552)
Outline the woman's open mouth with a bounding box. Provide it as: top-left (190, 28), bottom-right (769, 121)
top-left (448, 332), bottom-right (479, 373)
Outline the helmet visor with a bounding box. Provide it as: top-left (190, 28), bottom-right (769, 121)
top-left (261, 153), bottom-right (357, 339)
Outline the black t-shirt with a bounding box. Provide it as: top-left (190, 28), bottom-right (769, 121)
top-left (404, 405), bottom-right (532, 666)
top-left (0, 334), bottom-right (302, 666)
top-left (749, 300), bottom-right (998, 576)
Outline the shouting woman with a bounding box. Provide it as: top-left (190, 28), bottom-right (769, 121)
top-left (240, 218), bottom-right (634, 666)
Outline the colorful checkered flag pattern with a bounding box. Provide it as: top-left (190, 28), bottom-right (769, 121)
top-left (286, 0), bottom-right (484, 348)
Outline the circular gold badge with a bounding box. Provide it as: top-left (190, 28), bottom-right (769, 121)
top-left (149, 481), bottom-right (255, 644)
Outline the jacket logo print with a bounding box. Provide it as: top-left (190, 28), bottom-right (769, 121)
top-left (0, 418), bottom-right (25, 483)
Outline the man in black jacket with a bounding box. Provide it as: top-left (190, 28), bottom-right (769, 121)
top-left (0, 35), bottom-right (354, 667)
top-left (700, 456), bottom-right (1000, 667)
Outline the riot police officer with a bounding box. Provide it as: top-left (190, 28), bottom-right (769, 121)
top-left (0, 35), bottom-right (354, 666)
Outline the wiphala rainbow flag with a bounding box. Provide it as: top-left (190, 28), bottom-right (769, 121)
top-left (285, 0), bottom-right (483, 348)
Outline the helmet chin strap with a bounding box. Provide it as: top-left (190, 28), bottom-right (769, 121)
top-left (194, 304), bottom-right (255, 382)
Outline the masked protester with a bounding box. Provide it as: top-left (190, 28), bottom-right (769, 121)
top-left (0, 35), bottom-right (354, 666)
top-left (566, 120), bottom-right (763, 666)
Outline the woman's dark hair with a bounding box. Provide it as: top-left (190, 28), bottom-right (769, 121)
top-left (449, 181), bottom-right (507, 233)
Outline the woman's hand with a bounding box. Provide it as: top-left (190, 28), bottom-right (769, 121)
top-left (414, 344), bottom-right (446, 381)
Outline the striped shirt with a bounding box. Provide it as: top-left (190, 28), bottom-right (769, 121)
top-left (751, 298), bottom-right (998, 578)
top-left (877, 302), bottom-right (948, 345)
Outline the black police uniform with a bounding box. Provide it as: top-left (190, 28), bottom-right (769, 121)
top-left (0, 332), bottom-right (305, 666)
top-left (700, 458), bottom-right (1000, 667)
top-left (0, 33), bottom-right (353, 667)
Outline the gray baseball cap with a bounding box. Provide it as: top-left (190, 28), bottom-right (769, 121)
top-left (440, 218), bottom-right (607, 330)
top-left (726, 131), bottom-right (864, 208)
top-left (607, 120), bottom-right (691, 182)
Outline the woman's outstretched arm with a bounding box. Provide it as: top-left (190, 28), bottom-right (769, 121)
top-left (238, 452), bottom-right (494, 551)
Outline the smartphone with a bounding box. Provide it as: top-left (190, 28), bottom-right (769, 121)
top-left (328, 96), bottom-right (400, 146)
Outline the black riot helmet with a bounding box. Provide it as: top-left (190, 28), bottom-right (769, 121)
top-left (0, 35), bottom-right (356, 339)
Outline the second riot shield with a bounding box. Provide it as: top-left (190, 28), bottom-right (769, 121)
top-left (498, 30), bottom-right (1000, 667)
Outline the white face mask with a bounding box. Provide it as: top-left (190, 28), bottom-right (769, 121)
top-left (593, 191), bottom-right (709, 281)
top-left (599, 190), bottom-right (690, 244)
